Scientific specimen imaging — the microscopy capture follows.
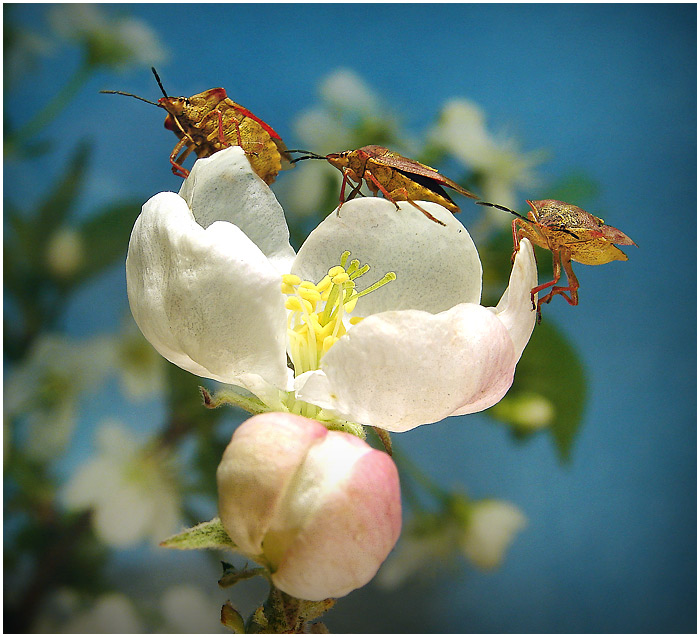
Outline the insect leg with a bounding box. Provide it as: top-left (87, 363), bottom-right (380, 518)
top-left (530, 249), bottom-right (563, 310)
top-left (169, 138), bottom-right (193, 178)
top-left (345, 178), bottom-right (364, 202)
top-left (338, 168), bottom-right (355, 209)
top-left (363, 170), bottom-right (396, 204)
top-left (549, 249), bottom-right (580, 306)
top-left (199, 109), bottom-right (231, 146)
top-left (174, 144), bottom-right (195, 169)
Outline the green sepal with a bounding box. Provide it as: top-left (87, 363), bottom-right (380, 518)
top-left (220, 601), bottom-right (246, 633)
top-left (160, 517), bottom-right (237, 552)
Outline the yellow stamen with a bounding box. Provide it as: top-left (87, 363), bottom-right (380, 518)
top-left (282, 251), bottom-right (397, 408)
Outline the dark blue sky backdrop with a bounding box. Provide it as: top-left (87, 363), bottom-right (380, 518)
top-left (5, 4), bottom-right (696, 633)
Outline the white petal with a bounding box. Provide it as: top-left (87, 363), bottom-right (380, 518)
top-left (126, 190), bottom-right (292, 400)
top-left (295, 303), bottom-right (516, 432)
top-left (292, 198), bottom-right (482, 316)
top-left (492, 238), bottom-right (538, 360)
top-left (178, 147), bottom-right (296, 274)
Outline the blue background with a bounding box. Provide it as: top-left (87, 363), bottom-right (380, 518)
top-left (5, 4), bottom-right (696, 633)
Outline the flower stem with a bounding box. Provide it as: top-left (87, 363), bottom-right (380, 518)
top-left (392, 445), bottom-right (451, 507)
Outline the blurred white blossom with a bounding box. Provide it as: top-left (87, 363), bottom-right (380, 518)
top-left (430, 98), bottom-right (546, 212)
top-left (5, 25), bottom-right (53, 88)
top-left (46, 228), bottom-right (84, 279)
top-left (378, 496), bottom-right (526, 588)
top-left (320, 68), bottom-right (382, 116)
top-left (294, 107), bottom-right (355, 155)
top-left (34, 590), bottom-right (144, 634)
top-left (5, 334), bottom-right (112, 460)
top-left (491, 391), bottom-right (555, 431)
top-left (159, 584), bottom-right (227, 633)
top-left (461, 500), bottom-right (527, 570)
top-left (283, 69), bottom-right (404, 217)
top-left (48, 4), bottom-right (167, 70)
top-left (377, 522), bottom-right (459, 589)
top-left (62, 421), bottom-right (180, 548)
top-left (112, 320), bottom-right (166, 401)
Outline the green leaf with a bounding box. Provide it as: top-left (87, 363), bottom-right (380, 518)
top-left (36, 141), bottom-right (92, 232)
top-left (488, 321), bottom-right (587, 462)
top-left (160, 517), bottom-right (237, 552)
top-left (72, 198), bottom-right (143, 282)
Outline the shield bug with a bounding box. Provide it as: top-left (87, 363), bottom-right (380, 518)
top-left (478, 199), bottom-right (636, 320)
top-left (101, 68), bottom-right (291, 184)
top-left (290, 145), bottom-right (478, 225)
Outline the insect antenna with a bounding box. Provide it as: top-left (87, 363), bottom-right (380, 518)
top-left (151, 67), bottom-right (170, 99)
top-left (287, 150), bottom-right (327, 164)
top-left (99, 90), bottom-right (159, 106)
top-left (476, 200), bottom-right (529, 221)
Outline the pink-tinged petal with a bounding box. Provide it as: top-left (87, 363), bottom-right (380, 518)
top-left (492, 238), bottom-right (538, 360)
top-left (269, 433), bottom-right (402, 600)
top-left (295, 304), bottom-right (516, 432)
top-left (216, 413), bottom-right (327, 557)
top-left (216, 413), bottom-right (402, 600)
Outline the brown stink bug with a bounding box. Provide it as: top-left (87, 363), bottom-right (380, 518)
top-left (289, 145), bottom-right (478, 225)
top-left (101, 68), bottom-right (291, 184)
top-left (478, 199), bottom-right (636, 320)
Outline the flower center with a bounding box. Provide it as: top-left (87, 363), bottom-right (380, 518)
top-left (281, 251), bottom-right (396, 380)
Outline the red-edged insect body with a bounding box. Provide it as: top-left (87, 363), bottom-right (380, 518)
top-left (102, 69), bottom-right (291, 183)
top-left (478, 198), bottom-right (636, 320)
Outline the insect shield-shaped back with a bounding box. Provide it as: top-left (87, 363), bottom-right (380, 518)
top-left (477, 198), bottom-right (636, 321)
top-left (525, 199), bottom-right (636, 266)
top-left (291, 145), bottom-right (478, 226)
top-left (101, 68), bottom-right (291, 184)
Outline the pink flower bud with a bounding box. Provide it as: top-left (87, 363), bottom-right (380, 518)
top-left (216, 413), bottom-right (402, 601)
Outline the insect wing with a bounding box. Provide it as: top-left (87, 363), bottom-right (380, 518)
top-left (364, 146), bottom-right (477, 199)
top-left (392, 166), bottom-right (458, 206)
top-left (570, 238), bottom-right (629, 265)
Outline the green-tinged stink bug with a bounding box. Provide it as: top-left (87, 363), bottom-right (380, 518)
top-left (478, 199), bottom-right (636, 321)
top-left (101, 68), bottom-right (291, 183)
top-left (290, 145), bottom-right (478, 225)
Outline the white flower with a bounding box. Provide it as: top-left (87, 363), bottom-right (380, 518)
top-left (460, 500), bottom-right (527, 570)
top-left (430, 99), bottom-right (546, 211)
top-left (126, 146), bottom-right (538, 433)
top-left (5, 334), bottom-right (112, 460)
top-left (62, 421), bottom-right (180, 548)
top-left (49, 4), bottom-right (167, 69)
